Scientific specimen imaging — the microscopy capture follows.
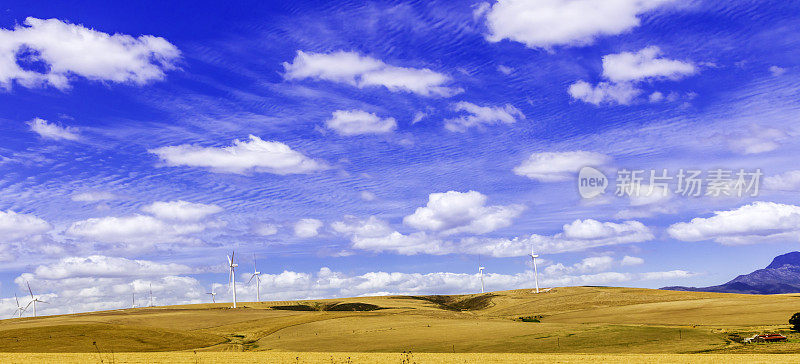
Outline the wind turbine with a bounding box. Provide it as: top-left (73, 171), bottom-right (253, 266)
top-left (10, 294), bottom-right (26, 318)
top-left (149, 283), bottom-right (154, 307)
top-left (529, 248), bottom-right (540, 294)
top-left (25, 282), bottom-right (47, 317)
top-left (131, 284), bottom-right (137, 309)
top-left (478, 265), bottom-right (485, 294)
top-left (227, 251), bottom-right (238, 308)
top-left (248, 253), bottom-right (262, 302)
top-left (207, 284), bottom-right (218, 303)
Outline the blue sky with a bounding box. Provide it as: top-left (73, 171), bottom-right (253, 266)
top-left (1, 0), bottom-right (800, 314)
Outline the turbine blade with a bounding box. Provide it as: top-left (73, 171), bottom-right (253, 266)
top-left (248, 274), bottom-right (255, 284)
top-left (24, 301), bottom-right (32, 310)
top-left (27, 281), bottom-right (33, 298)
top-left (15, 294), bottom-right (19, 306)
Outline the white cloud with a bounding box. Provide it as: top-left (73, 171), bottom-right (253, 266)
top-left (544, 256), bottom-right (615, 275)
top-left (480, 0), bottom-right (674, 49)
top-left (667, 202), bottom-right (800, 245)
top-left (27, 118), bottom-right (80, 141)
top-left (360, 191), bottom-right (377, 201)
top-left (727, 126), bottom-right (786, 154)
top-left (513, 151), bottom-right (611, 182)
top-left (568, 81), bottom-right (642, 105)
top-left (294, 218), bottom-right (323, 238)
top-left (332, 216), bottom-right (454, 255)
top-left (10, 256), bottom-right (203, 315)
top-left (65, 214), bottom-right (206, 244)
top-left (141, 200), bottom-right (222, 221)
top-left (461, 219), bottom-right (653, 257)
top-left (403, 191), bottom-right (524, 235)
top-left (769, 66), bottom-right (786, 76)
top-left (629, 184), bottom-right (672, 206)
top-left (649, 91), bottom-right (664, 102)
top-left (65, 201), bottom-right (224, 249)
top-left (253, 223), bottom-right (279, 236)
top-left (621, 255), bottom-right (645, 266)
top-left (149, 135), bottom-right (326, 175)
top-left (601, 46), bottom-right (696, 83)
top-left (71, 191), bottom-right (115, 202)
top-left (283, 50), bottom-right (461, 97)
top-left (0, 210), bottom-right (51, 242)
top-left (764, 170), bottom-right (800, 191)
top-left (0, 17), bottom-right (179, 90)
top-left (444, 102), bottom-right (525, 132)
top-left (497, 65), bottom-right (513, 75)
top-left (31, 255), bottom-right (193, 280)
top-left (569, 46), bottom-right (695, 106)
top-left (325, 110), bottom-right (397, 136)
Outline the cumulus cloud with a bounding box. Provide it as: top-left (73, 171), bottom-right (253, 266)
top-left (444, 101), bottom-right (525, 132)
top-left (253, 223), bottom-right (279, 236)
top-left (0, 17), bottom-right (179, 90)
top-left (568, 80), bottom-right (642, 105)
top-left (9, 256), bottom-right (203, 315)
top-left (667, 202), bottom-right (800, 245)
top-left (66, 214), bottom-right (206, 244)
top-left (513, 151), bottom-right (611, 182)
top-left (65, 201), bottom-right (224, 250)
top-left (149, 135), bottom-right (326, 175)
top-left (332, 216), bottom-right (453, 255)
top-left (769, 66), bottom-right (786, 76)
top-left (479, 0), bottom-right (674, 49)
top-left (461, 219), bottom-right (654, 257)
top-left (544, 256), bottom-right (615, 275)
top-left (283, 50), bottom-right (461, 97)
top-left (764, 170), bottom-right (800, 191)
top-left (569, 46), bottom-right (695, 105)
top-left (601, 46), bottom-right (696, 82)
top-left (621, 255), bottom-right (645, 266)
top-left (325, 110), bottom-right (397, 136)
top-left (727, 126), bottom-right (786, 154)
top-left (294, 218), bottom-right (323, 238)
top-left (27, 118), bottom-right (80, 141)
top-left (71, 191), bottom-right (115, 202)
top-left (0, 210), bottom-right (51, 243)
top-left (141, 200), bottom-right (222, 221)
top-left (30, 255), bottom-right (193, 280)
top-left (403, 191), bottom-right (524, 235)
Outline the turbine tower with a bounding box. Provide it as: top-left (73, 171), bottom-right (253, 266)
top-left (149, 283), bottom-right (154, 307)
top-left (11, 294), bottom-right (26, 318)
top-left (478, 265), bottom-right (485, 294)
top-left (131, 283), bottom-right (137, 309)
top-left (248, 253), bottom-right (262, 302)
top-left (529, 248), bottom-right (540, 294)
top-left (207, 284), bottom-right (217, 303)
top-left (25, 282), bottom-right (47, 317)
top-left (227, 251), bottom-right (238, 308)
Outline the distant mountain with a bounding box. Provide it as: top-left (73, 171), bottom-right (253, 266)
top-left (662, 251), bottom-right (800, 294)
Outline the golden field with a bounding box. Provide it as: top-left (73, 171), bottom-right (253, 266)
top-left (1, 286), bottom-right (799, 362)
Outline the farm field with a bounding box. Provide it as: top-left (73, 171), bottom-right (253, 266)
top-left (0, 286), bottom-right (798, 362)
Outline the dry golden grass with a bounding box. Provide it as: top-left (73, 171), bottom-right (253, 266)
top-left (1, 352), bottom-right (799, 364)
top-left (0, 286), bottom-right (798, 356)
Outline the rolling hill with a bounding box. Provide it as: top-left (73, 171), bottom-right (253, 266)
top-left (1, 285), bottom-right (799, 358)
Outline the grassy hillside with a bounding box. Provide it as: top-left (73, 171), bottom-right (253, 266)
top-left (0, 286), bottom-right (798, 354)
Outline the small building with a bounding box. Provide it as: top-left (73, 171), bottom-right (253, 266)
top-left (744, 334), bottom-right (788, 343)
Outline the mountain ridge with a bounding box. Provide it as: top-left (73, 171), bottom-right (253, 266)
top-left (662, 251), bottom-right (800, 294)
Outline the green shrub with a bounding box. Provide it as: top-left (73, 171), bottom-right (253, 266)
top-left (790, 312), bottom-right (800, 331)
